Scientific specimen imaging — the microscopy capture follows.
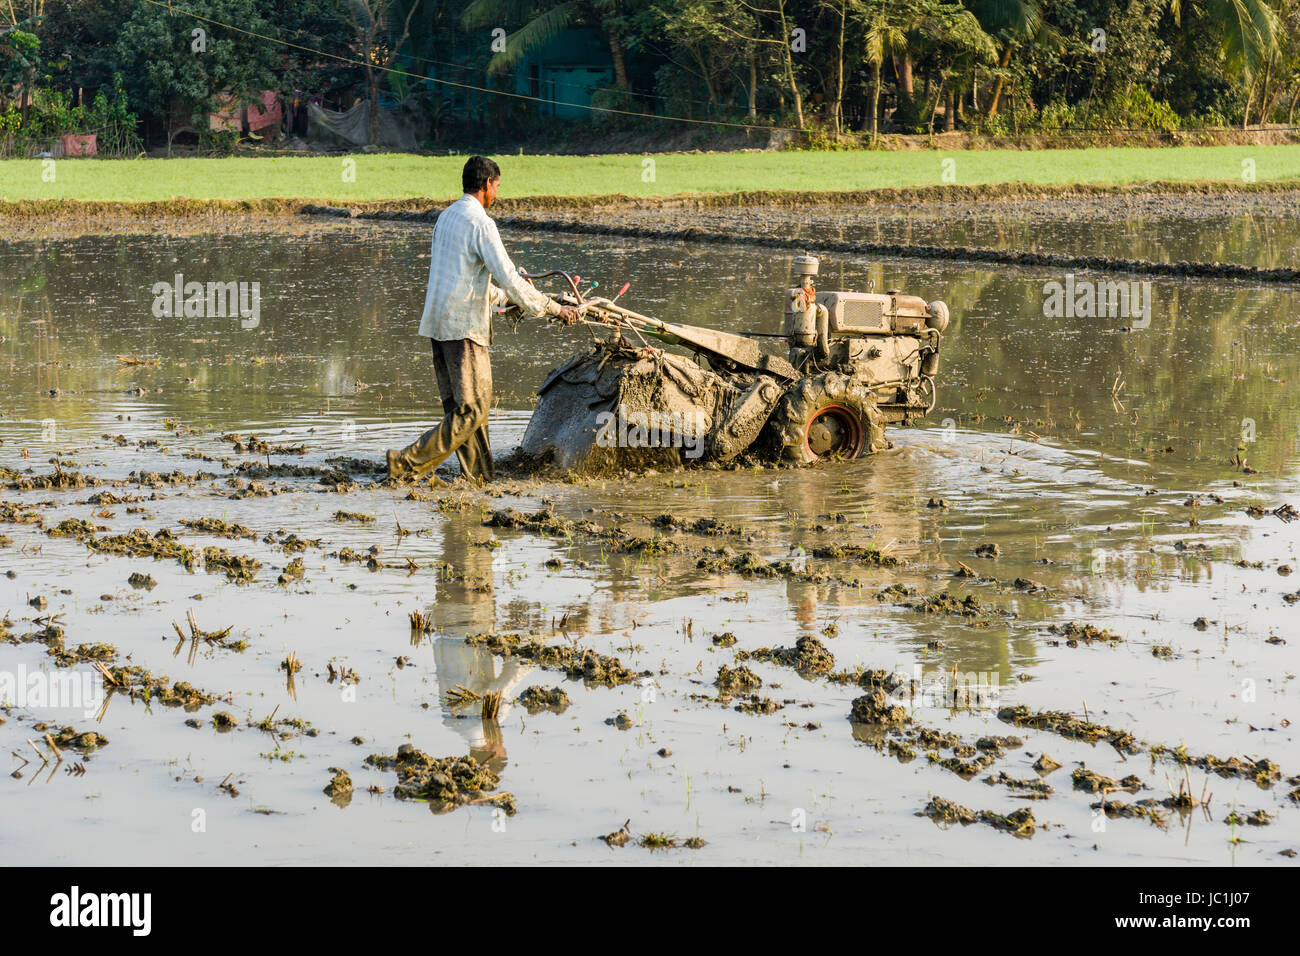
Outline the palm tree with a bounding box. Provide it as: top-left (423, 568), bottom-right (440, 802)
top-left (860, 0), bottom-right (993, 140)
top-left (912, 1), bottom-right (997, 136)
top-left (963, 0), bottom-right (1041, 117)
top-left (1168, 0), bottom-right (1281, 125)
top-left (862, 7), bottom-right (908, 141)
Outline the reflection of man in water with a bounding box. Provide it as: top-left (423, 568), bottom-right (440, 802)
top-left (433, 636), bottom-right (534, 774)
top-left (424, 501), bottom-right (532, 773)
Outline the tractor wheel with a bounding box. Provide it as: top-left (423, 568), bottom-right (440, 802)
top-left (769, 373), bottom-right (886, 465)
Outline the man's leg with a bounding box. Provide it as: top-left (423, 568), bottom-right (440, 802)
top-left (444, 338), bottom-right (494, 483)
top-left (387, 339), bottom-right (489, 481)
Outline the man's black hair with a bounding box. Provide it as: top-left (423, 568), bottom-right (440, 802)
top-left (463, 155), bottom-right (501, 194)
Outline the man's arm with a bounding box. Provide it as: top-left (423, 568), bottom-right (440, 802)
top-left (476, 220), bottom-right (562, 318)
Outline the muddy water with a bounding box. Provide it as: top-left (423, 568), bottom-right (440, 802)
top-left (0, 216), bottom-right (1297, 865)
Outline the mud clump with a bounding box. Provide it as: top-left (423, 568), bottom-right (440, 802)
top-left (908, 591), bottom-right (1007, 621)
top-left (916, 727), bottom-right (961, 750)
top-left (834, 666), bottom-right (910, 694)
top-left (744, 635), bottom-right (835, 676)
top-left (1224, 809), bottom-right (1273, 826)
top-left (1033, 754), bottom-right (1063, 773)
top-left (54, 642), bottom-right (116, 667)
top-left (984, 772), bottom-right (1053, 798)
top-left (598, 822), bottom-right (705, 850)
top-left (518, 685), bottom-right (570, 713)
top-left (1049, 622), bottom-right (1123, 645)
top-left (929, 751), bottom-right (997, 778)
top-left (922, 797), bottom-right (1036, 836)
top-left (271, 532), bottom-right (322, 553)
top-left (487, 507), bottom-right (596, 537)
top-left (922, 796), bottom-right (976, 824)
top-left (808, 544), bottom-right (899, 567)
top-left (696, 549), bottom-right (784, 578)
top-left (369, 744), bottom-right (515, 814)
top-left (127, 572), bottom-right (157, 590)
top-left (1149, 746), bottom-right (1282, 784)
top-left (651, 513), bottom-right (741, 536)
top-left (85, 528), bottom-right (198, 571)
top-left (465, 633), bottom-right (648, 686)
top-left (333, 510), bottom-right (375, 523)
top-left (1071, 767), bottom-right (1144, 793)
top-left (715, 664), bottom-right (763, 695)
top-left (0, 501), bottom-right (47, 527)
top-left (1092, 799), bottom-right (1169, 827)
top-left (202, 547), bottom-right (261, 583)
top-left (876, 583), bottom-right (917, 601)
top-left (47, 518), bottom-right (104, 539)
top-left (277, 557), bottom-right (305, 585)
top-left (849, 688), bottom-right (909, 726)
top-left (103, 667), bottom-right (224, 709)
top-left (1, 465), bottom-right (95, 491)
top-left (180, 517), bottom-right (257, 539)
top-left (323, 768), bottom-right (354, 798)
top-left (733, 695), bottom-right (783, 715)
top-left (711, 632), bottom-right (738, 647)
top-left (997, 705), bottom-right (1140, 753)
top-left (51, 726), bottom-right (108, 752)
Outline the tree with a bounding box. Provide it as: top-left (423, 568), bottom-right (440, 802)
top-left (112, 0), bottom-right (280, 137)
top-left (857, 0), bottom-right (991, 137)
top-left (340, 0), bottom-right (421, 145)
top-left (705, 0), bottom-right (806, 127)
top-left (1168, 0), bottom-right (1281, 125)
top-left (642, 0), bottom-right (769, 120)
top-left (0, 25), bottom-right (40, 123)
top-left (862, 2), bottom-right (907, 138)
top-left (964, 0), bottom-right (1043, 116)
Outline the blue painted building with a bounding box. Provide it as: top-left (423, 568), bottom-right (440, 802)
top-left (513, 28), bottom-right (615, 120)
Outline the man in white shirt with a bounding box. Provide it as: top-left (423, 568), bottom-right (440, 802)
top-left (387, 155), bottom-right (579, 483)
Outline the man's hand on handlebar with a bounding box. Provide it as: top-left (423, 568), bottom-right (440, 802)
top-left (557, 305), bottom-right (580, 325)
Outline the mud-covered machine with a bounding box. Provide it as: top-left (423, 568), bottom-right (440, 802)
top-left (518, 255), bottom-right (950, 472)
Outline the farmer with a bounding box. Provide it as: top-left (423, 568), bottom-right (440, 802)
top-left (386, 155), bottom-right (579, 483)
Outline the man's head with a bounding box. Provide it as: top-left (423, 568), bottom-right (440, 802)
top-left (463, 155), bottom-right (501, 207)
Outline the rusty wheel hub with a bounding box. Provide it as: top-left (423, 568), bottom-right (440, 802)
top-left (804, 404), bottom-right (865, 459)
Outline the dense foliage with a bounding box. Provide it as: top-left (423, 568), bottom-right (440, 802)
top-left (2, 0), bottom-right (1297, 152)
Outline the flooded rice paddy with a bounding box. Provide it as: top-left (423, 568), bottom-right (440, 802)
top-left (0, 206), bottom-right (1297, 864)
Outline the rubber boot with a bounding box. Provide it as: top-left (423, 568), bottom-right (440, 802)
top-left (386, 441), bottom-right (444, 485)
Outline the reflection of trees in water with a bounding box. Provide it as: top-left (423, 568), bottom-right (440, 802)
top-left (771, 465), bottom-right (1033, 678)
top-left (814, 208), bottom-right (1300, 271)
top-left (0, 229), bottom-right (605, 420)
top-left (944, 274), bottom-right (1300, 483)
top-left (429, 512), bottom-right (496, 636)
